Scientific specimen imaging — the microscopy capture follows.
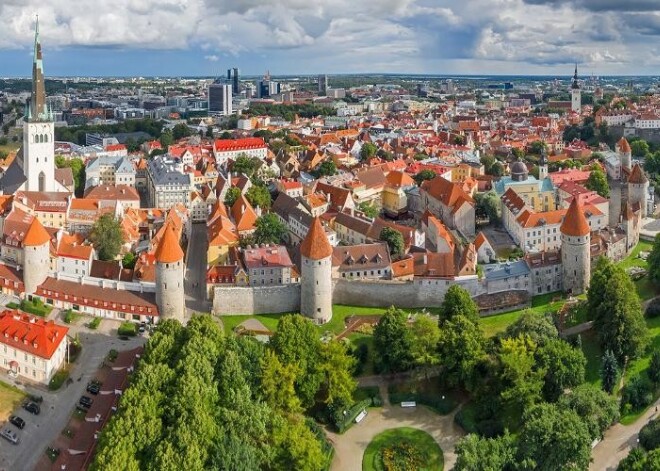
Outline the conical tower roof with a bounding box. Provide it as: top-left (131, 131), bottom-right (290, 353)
top-left (617, 137), bottom-right (631, 153)
top-left (23, 217), bottom-right (51, 247)
top-left (560, 198), bottom-right (590, 237)
top-left (154, 222), bottom-right (184, 263)
top-left (300, 216), bottom-right (332, 260)
top-left (628, 163), bottom-right (648, 184)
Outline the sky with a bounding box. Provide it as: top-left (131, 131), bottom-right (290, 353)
top-left (1, 0), bottom-right (660, 77)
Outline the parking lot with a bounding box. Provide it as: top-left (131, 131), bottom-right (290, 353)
top-left (0, 332), bottom-right (145, 471)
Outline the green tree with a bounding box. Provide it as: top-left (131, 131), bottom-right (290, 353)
top-left (536, 339), bottom-right (586, 402)
top-left (122, 252), bottom-right (137, 269)
top-left (253, 213), bottom-right (287, 245)
top-left (601, 349), bottom-right (619, 394)
top-left (529, 141), bottom-right (548, 155)
top-left (90, 213), bottom-right (124, 261)
top-left (498, 335), bottom-right (545, 410)
top-left (360, 142), bottom-right (378, 160)
top-left (439, 285), bottom-right (479, 324)
top-left (358, 201), bottom-right (379, 219)
top-left (631, 139), bottom-right (650, 157)
top-left (379, 227), bottom-right (404, 258)
top-left (475, 191), bottom-right (501, 223)
top-left (159, 130), bottom-right (174, 148)
top-left (413, 169), bottom-right (436, 186)
top-left (589, 257), bottom-right (649, 362)
top-left (490, 161), bottom-right (504, 177)
top-left (437, 315), bottom-right (486, 391)
top-left (410, 315), bottom-right (441, 372)
top-left (647, 234), bottom-right (660, 283)
top-left (224, 187), bottom-right (241, 207)
top-left (517, 403), bottom-right (592, 471)
top-left (618, 447), bottom-right (660, 471)
top-left (318, 340), bottom-right (356, 407)
top-left (233, 154), bottom-right (257, 177)
top-left (502, 311), bottom-right (558, 346)
top-left (271, 415), bottom-right (325, 471)
top-left (270, 315), bottom-right (323, 408)
top-left (480, 154), bottom-right (496, 174)
top-left (55, 156), bottom-right (85, 196)
top-left (317, 160), bottom-right (337, 177)
top-left (454, 432), bottom-right (517, 471)
top-left (649, 350), bottom-right (660, 385)
top-left (639, 418), bottom-right (660, 451)
top-left (259, 349), bottom-right (302, 414)
top-left (246, 185), bottom-right (272, 209)
top-left (585, 164), bottom-right (610, 197)
top-left (172, 123), bottom-right (192, 140)
top-left (559, 384), bottom-right (620, 440)
top-left (373, 307), bottom-right (414, 373)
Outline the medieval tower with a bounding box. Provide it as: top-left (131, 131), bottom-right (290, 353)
top-left (23, 18), bottom-right (55, 192)
top-left (300, 216), bottom-right (333, 324)
top-left (628, 163), bottom-right (649, 217)
top-left (154, 222), bottom-right (185, 322)
top-left (617, 137), bottom-right (632, 172)
top-left (560, 198), bottom-right (591, 295)
top-left (22, 217), bottom-right (51, 296)
top-left (571, 64), bottom-right (581, 114)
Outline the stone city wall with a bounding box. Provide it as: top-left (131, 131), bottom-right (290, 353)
top-left (213, 284), bottom-right (301, 315)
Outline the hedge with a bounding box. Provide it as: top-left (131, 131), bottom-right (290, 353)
top-left (88, 317), bottom-right (101, 330)
top-left (118, 322), bottom-right (137, 336)
top-left (335, 399), bottom-right (372, 434)
top-left (48, 369), bottom-right (70, 391)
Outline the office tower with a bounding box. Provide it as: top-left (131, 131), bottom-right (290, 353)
top-left (318, 74), bottom-right (328, 95)
top-left (208, 82), bottom-right (232, 115)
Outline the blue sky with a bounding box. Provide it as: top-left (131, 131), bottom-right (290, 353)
top-left (2, 0), bottom-right (660, 77)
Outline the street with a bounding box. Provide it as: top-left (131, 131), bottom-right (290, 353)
top-left (185, 222), bottom-right (211, 314)
top-left (0, 330), bottom-right (145, 471)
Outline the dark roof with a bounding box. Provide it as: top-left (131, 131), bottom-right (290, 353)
top-left (0, 151), bottom-right (27, 195)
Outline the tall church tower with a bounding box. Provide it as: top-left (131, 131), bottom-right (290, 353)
top-left (539, 145), bottom-right (548, 181)
top-left (23, 18), bottom-right (55, 192)
top-left (571, 64), bottom-right (581, 114)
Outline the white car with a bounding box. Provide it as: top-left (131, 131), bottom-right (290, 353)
top-left (1, 428), bottom-right (19, 445)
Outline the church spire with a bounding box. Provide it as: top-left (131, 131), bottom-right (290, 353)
top-left (572, 63), bottom-right (580, 90)
top-left (30, 16), bottom-right (47, 121)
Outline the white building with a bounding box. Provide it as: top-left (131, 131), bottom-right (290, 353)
top-left (146, 155), bottom-right (192, 208)
top-left (85, 155), bottom-right (136, 190)
top-left (213, 138), bottom-right (268, 166)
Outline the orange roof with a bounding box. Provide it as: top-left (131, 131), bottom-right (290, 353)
top-left (628, 163), bottom-right (648, 184)
top-left (0, 310), bottom-right (68, 360)
top-left (230, 195), bottom-right (258, 232)
top-left (385, 170), bottom-right (415, 188)
top-left (300, 216), bottom-right (333, 260)
top-left (23, 217), bottom-right (51, 247)
top-left (154, 222), bottom-right (184, 263)
top-left (474, 231), bottom-right (489, 251)
top-left (617, 137), bottom-right (631, 153)
top-left (560, 198), bottom-right (590, 236)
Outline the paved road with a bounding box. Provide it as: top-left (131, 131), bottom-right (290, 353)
top-left (0, 332), bottom-right (145, 471)
top-left (590, 398), bottom-right (660, 471)
top-left (328, 404), bottom-right (464, 471)
top-left (185, 222), bottom-right (211, 315)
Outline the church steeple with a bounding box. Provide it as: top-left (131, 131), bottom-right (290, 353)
top-left (571, 63), bottom-right (580, 90)
top-left (30, 16), bottom-right (48, 122)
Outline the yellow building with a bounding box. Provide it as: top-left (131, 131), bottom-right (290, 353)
top-left (207, 203), bottom-right (239, 266)
top-left (382, 171), bottom-right (416, 217)
top-left (451, 162), bottom-right (484, 183)
top-left (494, 161), bottom-right (556, 212)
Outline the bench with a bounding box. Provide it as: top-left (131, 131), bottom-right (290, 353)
top-left (401, 401), bottom-right (417, 408)
top-left (355, 410), bottom-right (367, 423)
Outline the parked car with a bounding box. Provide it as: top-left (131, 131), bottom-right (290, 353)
top-left (138, 325), bottom-right (146, 334)
top-left (0, 428), bottom-right (19, 444)
top-left (8, 416), bottom-right (25, 430)
top-left (22, 401), bottom-right (40, 415)
top-left (79, 396), bottom-right (93, 408)
top-left (86, 381), bottom-right (100, 395)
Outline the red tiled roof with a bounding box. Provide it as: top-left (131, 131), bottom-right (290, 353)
top-left (214, 137), bottom-right (267, 151)
top-left (154, 222), bottom-right (184, 263)
top-left (0, 310), bottom-right (68, 360)
top-left (300, 216), bottom-right (333, 260)
top-left (23, 217), bottom-right (51, 247)
top-left (560, 198), bottom-right (590, 236)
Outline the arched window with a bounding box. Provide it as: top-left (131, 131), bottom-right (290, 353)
top-left (44, 134), bottom-right (48, 143)
top-left (38, 171), bottom-right (46, 192)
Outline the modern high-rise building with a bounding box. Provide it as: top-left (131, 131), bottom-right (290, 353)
top-left (318, 74), bottom-right (328, 95)
top-left (232, 67), bottom-right (239, 94)
top-left (208, 82), bottom-right (232, 115)
top-left (256, 80), bottom-right (280, 98)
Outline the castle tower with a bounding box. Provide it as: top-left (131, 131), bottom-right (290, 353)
top-left (622, 202), bottom-right (638, 251)
top-left (628, 163), bottom-right (649, 217)
top-left (539, 145), bottom-right (548, 181)
top-left (300, 216), bottom-right (333, 324)
top-left (616, 137), bottom-right (632, 173)
top-left (560, 198), bottom-right (591, 295)
top-left (571, 64), bottom-right (581, 114)
top-left (22, 217), bottom-right (51, 296)
top-left (23, 18), bottom-right (55, 192)
top-left (154, 222), bottom-right (185, 322)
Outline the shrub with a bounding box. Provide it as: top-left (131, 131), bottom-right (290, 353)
top-left (62, 310), bottom-right (80, 324)
top-left (88, 317), bottom-right (101, 330)
top-left (621, 375), bottom-right (654, 411)
top-left (107, 349), bottom-right (118, 362)
top-left (640, 418), bottom-right (660, 451)
top-left (646, 298), bottom-right (660, 318)
top-left (48, 369), bottom-right (69, 391)
top-left (333, 399), bottom-right (371, 434)
top-left (19, 298), bottom-right (52, 317)
top-left (6, 302), bottom-right (19, 309)
top-left (118, 322), bottom-right (137, 336)
top-left (354, 386), bottom-right (383, 407)
top-left (353, 342), bottom-right (369, 375)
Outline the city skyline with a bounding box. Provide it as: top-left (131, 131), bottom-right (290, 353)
top-left (1, 0), bottom-right (660, 76)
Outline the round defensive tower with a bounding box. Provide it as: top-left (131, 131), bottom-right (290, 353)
top-left (22, 217), bottom-right (51, 296)
top-left (300, 216), bottom-right (333, 324)
top-left (628, 163), bottom-right (649, 217)
top-left (155, 222), bottom-right (185, 323)
top-left (560, 198), bottom-right (591, 295)
top-left (617, 137), bottom-right (632, 172)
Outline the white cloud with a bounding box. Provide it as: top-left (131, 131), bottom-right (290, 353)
top-left (204, 54), bottom-right (219, 62)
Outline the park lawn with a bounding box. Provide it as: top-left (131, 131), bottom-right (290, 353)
top-left (219, 313), bottom-right (291, 333)
top-left (580, 330), bottom-right (603, 387)
top-left (346, 332), bottom-right (375, 377)
top-left (0, 380), bottom-right (26, 421)
top-left (362, 427), bottom-right (443, 471)
top-left (479, 293), bottom-right (565, 338)
top-left (618, 240), bottom-right (652, 270)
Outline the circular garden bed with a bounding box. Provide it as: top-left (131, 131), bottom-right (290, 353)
top-left (362, 427), bottom-right (443, 471)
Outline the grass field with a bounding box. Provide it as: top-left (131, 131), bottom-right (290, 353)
top-left (362, 427), bottom-right (443, 471)
top-left (479, 293), bottom-right (565, 337)
top-left (0, 380), bottom-right (25, 421)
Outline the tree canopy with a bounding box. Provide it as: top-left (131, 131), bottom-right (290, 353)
top-left (245, 184), bottom-right (272, 209)
top-left (373, 307), bottom-right (414, 373)
top-left (439, 285), bottom-right (480, 324)
top-left (253, 213), bottom-right (287, 245)
top-left (585, 164), bottom-right (610, 198)
top-left (379, 227), bottom-right (404, 258)
top-left (90, 213), bottom-right (124, 261)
